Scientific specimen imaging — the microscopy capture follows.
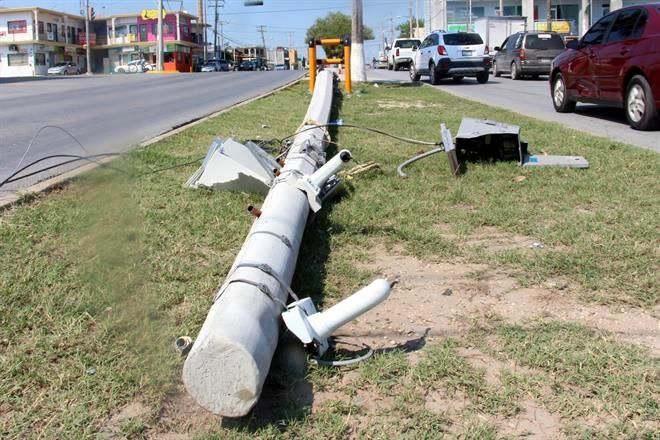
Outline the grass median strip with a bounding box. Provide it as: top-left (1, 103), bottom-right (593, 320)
top-left (0, 80), bottom-right (658, 438)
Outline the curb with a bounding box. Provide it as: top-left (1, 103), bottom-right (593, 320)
top-left (0, 74), bottom-right (306, 211)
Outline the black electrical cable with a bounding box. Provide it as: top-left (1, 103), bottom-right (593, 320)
top-left (0, 154), bottom-right (123, 188)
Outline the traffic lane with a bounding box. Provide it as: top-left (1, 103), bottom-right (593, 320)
top-left (366, 69), bottom-right (659, 153)
top-left (0, 71), bottom-right (303, 191)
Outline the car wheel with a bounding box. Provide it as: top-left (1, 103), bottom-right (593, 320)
top-left (552, 73), bottom-right (576, 113)
top-left (388, 62), bottom-right (393, 70)
top-left (452, 76), bottom-right (464, 83)
top-left (430, 62), bottom-right (440, 85)
top-left (511, 62), bottom-right (520, 80)
top-left (493, 61), bottom-right (501, 77)
top-left (409, 63), bottom-right (421, 82)
top-left (625, 75), bottom-right (659, 130)
top-left (393, 59), bottom-right (399, 71)
top-left (476, 71), bottom-right (489, 84)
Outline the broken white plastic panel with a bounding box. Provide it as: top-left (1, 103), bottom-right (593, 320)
top-left (186, 138), bottom-right (281, 194)
top-left (522, 155), bottom-right (589, 168)
top-left (282, 278), bottom-right (392, 355)
top-left (284, 149), bottom-right (352, 212)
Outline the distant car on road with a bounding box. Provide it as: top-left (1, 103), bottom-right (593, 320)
top-left (493, 31), bottom-right (565, 79)
top-left (550, 4), bottom-right (660, 130)
top-left (236, 59), bottom-right (267, 71)
top-left (114, 60), bottom-right (154, 73)
top-left (387, 38), bottom-right (421, 70)
top-left (372, 56), bottom-right (388, 69)
top-left (410, 31), bottom-right (491, 84)
top-left (275, 64), bottom-right (287, 70)
top-left (48, 62), bottom-right (80, 75)
top-left (201, 59), bottom-right (230, 72)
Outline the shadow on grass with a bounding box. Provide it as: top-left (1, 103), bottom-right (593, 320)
top-left (219, 73), bottom-right (350, 435)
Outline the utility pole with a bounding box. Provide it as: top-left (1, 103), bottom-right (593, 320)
top-left (257, 25), bottom-right (266, 63)
top-left (197, 0), bottom-right (206, 60)
top-left (219, 20), bottom-right (227, 59)
top-left (157, 0), bottom-right (164, 70)
top-left (547, 0), bottom-right (553, 31)
top-left (84, 0), bottom-right (91, 74)
top-left (207, 0), bottom-right (224, 59)
top-left (408, 1), bottom-right (413, 38)
top-left (351, 0), bottom-right (366, 82)
top-left (257, 25), bottom-right (266, 49)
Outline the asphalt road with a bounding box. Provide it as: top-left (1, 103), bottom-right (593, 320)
top-left (367, 68), bottom-right (659, 153)
top-left (0, 71), bottom-right (303, 195)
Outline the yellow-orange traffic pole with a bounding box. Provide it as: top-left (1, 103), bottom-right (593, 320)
top-left (343, 37), bottom-right (351, 94)
top-left (308, 39), bottom-right (316, 92)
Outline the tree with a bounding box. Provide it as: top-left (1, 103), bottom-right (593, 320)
top-left (306, 12), bottom-right (374, 58)
top-left (397, 17), bottom-right (424, 39)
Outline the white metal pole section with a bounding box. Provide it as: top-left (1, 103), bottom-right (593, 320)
top-left (157, 0), bottom-right (164, 70)
top-left (182, 71), bottom-right (335, 417)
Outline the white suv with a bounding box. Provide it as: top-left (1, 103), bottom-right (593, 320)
top-left (387, 38), bottom-right (421, 71)
top-left (410, 31), bottom-right (491, 84)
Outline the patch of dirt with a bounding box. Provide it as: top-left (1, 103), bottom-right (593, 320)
top-left (99, 401), bottom-right (150, 439)
top-left (333, 247), bottom-right (659, 356)
top-left (495, 400), bottom-right (564, 439)
top-left (376, 99), bottom-right (442, 109)
top-left (147, 385), bottom-right (219, 439)
top-left (435, 223), bottom-right (552, 253)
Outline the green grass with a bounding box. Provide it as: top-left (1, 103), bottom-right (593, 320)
top-left (1, 80), bottom-right (658, 438)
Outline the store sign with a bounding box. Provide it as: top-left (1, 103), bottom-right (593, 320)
top-left (536, 20), bottom-right (572, 34)
top-left (79, 32), bottom-right (96, 46)
top-left (8, 20), bottom-right (27, 34)
top-left (140, 9), bottom-right (166, 20)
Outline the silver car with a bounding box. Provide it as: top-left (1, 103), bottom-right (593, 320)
top-left (47, 62), bottom-right (80, 75)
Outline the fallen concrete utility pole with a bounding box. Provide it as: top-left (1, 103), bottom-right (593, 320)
top-left (183, 71), bottom-right (351, 417)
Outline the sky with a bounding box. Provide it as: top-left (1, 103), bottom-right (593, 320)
top-left (0, 0), bottom-right (424, 60)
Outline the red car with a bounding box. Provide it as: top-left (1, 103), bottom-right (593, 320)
top-left (550, 4), bottom-right (660, 130)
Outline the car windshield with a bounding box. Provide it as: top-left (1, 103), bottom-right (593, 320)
top-left (203, 62), bottom-right (215, 67)
top-left (443, 33), bottom-right (483, 45)
top-left (525, 34), bottom-right (565, 50)
top-left (394, 39), bottom-right (421, 48)
top-left (54, 63), bottom-right (67, 67)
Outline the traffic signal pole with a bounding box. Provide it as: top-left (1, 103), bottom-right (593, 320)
top-left (85, 0), bottom-right (91, 75)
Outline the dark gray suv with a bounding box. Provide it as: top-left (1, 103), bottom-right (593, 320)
top-left (493, 31), bottom-right (565, 79)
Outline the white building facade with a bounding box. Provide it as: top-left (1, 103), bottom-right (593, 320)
top-left (0, 7), bottom-right (86, 77)
top-left (426, 0), bottom-right (649, 38)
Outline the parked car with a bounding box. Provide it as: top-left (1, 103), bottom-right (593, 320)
top-left (275, 64), bottom-right (287, 70)
top-left (387, 38), bottom-right (421, 70)
top-left (410, 31), bottom-right (491, 84)
top-left (372, 54), bottom-right (388, 69)
top-left (236, 59), bottom-right (267, 71)
top-left (201, 59), bottom-right (230, 72)
top-left (47, 62), bottom-right (80, 75)
top-left (493, 31), bottom-right (565, 79)
top-left (114, 59), bottom-right (154, 73)
top-left (550, 4), bottom-right (660, 130)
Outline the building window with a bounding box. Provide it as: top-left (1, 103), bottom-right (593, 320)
top-left (182, 25), bottom-right (189, 36)
top-left (129, 25), bottom-right (138, 35)
top-left (8, 20), bottom-right (28, 34)
top-left (503, 6), bottom-right (523, 16)
top-left (35, 53), bottom-right (46, 65)
top-left (163, 22), bottom-right (172, 34)
top-left (47, 23), bottom-right (52, 32)
top-left (39, 21), bottom-right (44, 33)
top-left (8, 53), bottom-right (29, 66)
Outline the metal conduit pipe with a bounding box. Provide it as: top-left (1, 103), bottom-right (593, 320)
top-left (182, 71), bottom-right (336, 417)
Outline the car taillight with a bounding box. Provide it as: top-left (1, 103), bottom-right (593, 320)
top-left (519, 48), bottom-right (526, 60)
top-left (396, 48), bottom-right (400, 56)
top-left (437, 45), bottom-right (447, 56)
